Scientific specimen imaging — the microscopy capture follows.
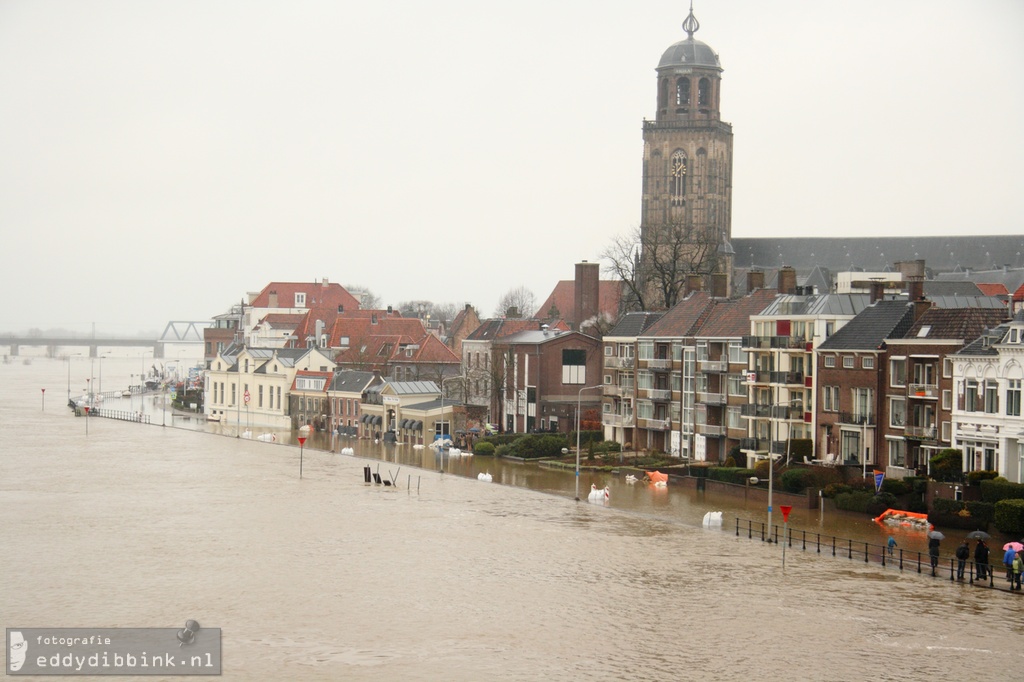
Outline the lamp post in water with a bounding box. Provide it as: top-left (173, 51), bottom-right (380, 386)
top-left (575, 384), bottom-right (603, 501)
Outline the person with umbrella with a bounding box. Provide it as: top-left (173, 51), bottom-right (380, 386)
top-left (928, 531), bottom-right (944, 576)
top-left (955, 539), bottom-right (970, 580)
top-left (1002, 542), bottom-right (1022, 584)
top-left (973, 538), bottom-right (990, 581)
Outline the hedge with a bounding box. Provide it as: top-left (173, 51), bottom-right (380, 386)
top-left (979, 479), bottom-right (1024, 504)
top-left (967, 470), bottom-right (999, 486)
top-left (707, 467), bottom-right (757, 485)
top-left (568, 430), bottom-right (602, 447)
top-left (835, 492), bottom-right (898, 516)
top-left (929, 498), bottom-right (995, 530)
top-left (509, 434), bottom-right (567, 459)
top-left (473, 442), bottom-right (495, 456)
top-left (780, 469), bottom-right (810, 494)
top-left (993, 499), bottom-right (1024, 535)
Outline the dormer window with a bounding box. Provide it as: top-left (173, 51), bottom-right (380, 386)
top-left (295, 292), bottom-right (306, 307)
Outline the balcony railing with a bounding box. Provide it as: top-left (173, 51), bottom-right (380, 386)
top-left (603, 385), bottom-right (634, 398)
top-left (904, 424), bottom-right (937, 440)
top-left (605, 356), bottom-right (634, 369)
top-left (647, 388), bottom-right (672, 401)
top-left (771, 405), bottom-right (803, 420)
top-left (641, 417), bottom-right (671, 430)
top-left (697, 391), bottom-right (726, 405)
top-left (696, 423), bottom-right (723, 436)
top-left (740, 437), bottom-right (769, 452)
top-left (602, 413), bottom-right (634, 427)
top-left (741, 403), bottom-right (771, 418)
top-left (838, 412), bottom-right (876, 426)
top-left (699, 359), bottom-right (728, 373)
top-left (769, 371), bottom-right (804, 385)
top-left (644, 358), bottom-right (672, 370)
top-left (907, 383), bottom-right (938, 399)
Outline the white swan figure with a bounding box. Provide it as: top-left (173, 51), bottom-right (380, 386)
top-left (256, 433), bottom-right (276, 442)
top-left (241, 430), bottom-right (252, 439)
top-left (412, 444), bottom-right (424, 450)
top-left (653, 480), bottom-right (668, 489)
top-left (341, 447), bottom-right (355, 456)
top-left (450, 448), bottom-right (462, 457)
top-left (478, 472), bottom-right (493, 482)
top-left (588, 485), bottom-right (610, 503)
top-left (625, 474), bottom-right (638, 484)
top-left (702, 511), bottom-right (724, 527)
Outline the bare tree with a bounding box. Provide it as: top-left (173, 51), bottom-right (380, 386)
top-left (345, 285), bottom-right (381, 309)
top-left (494, 286), bottom-right (537, 318)
top-left (394, 300), bottom-right (461, 326)
top-left (601, 222), bottom-right (723, 311)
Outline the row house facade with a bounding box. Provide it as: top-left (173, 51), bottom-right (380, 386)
top-left (601, 312), bottom-right (664, 447)
top-left (880, 307), bottom-right (1009, 478)
top-left (742, 292), bottom-right (871, 466)
top-left (360, 381), bottom-right (447, 445)
top-left (952, 310), bottom-right (1024, 481)
top-left (326, 370), bottom-right (379, 435)
top-left (491, 329), bottom-right (601, 434)
top-left (203, 346), bottom-right (335, 430)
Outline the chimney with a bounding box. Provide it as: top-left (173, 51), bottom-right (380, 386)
top-left (747, 269), bottom-right (765, 294)
top-left (269, 290), bottom-right (278, 308)
top-left (778, 266), bottom-right (797, 295)
top-left (896, 259), bottom-right (926, 279)
top-left (869, 279), bottom-right (885, 303)
top-left (506, 306), bottom-right (520, 318)
top-left (906, 275), bottom-right (925, 302)
top-left (913, 298), bottom-right (932, 320)
top-left (574, 261), bottom-right (600, 328)
top-left (387, 305), bottom-right (393, 315)
top-left (710, 272), bottom-right (728, 298)
top-left (685, 274), bottom-right (703, 296)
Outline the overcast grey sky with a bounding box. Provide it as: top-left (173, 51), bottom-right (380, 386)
top-left (1, 0), bottom-right (1021, 335)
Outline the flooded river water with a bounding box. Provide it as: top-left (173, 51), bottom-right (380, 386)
top-left (3, 357), bottom-right (1022, 680)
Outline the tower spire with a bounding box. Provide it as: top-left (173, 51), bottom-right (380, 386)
top-left (682, 1), bottom-right (699, 39)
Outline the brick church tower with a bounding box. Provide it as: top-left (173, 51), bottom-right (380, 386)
top-left (640, 5), bottom-right (734, 303)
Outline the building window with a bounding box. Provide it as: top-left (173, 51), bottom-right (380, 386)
top-left (603, 402), bottom-right (611, 413)
top-left (824, 356), bottom-right (836, 368)
top-left (727, 406), bottom-right (742, 430)
top-left (889, 397), bottom-right (906, 427)
top-left (941, 421), bottom-right (951, 442)
top-left (823, 386), bottom-right (840, 412)
top-left (698, 77), bottom-right (710, 105)
top-left (604, 345), bottom-right (613, 356)
top-left (964, 380), bottom-right (979, 412)
top-left (985, 379), bottom-right (999, 413)
top-left (258, 385), bottom-right (264, 407)
top-left (562, 349), bottom-right (587, 385)
top-left (889, 358), bottom-right (906, 386)
top-left (843, 356), bottom-right (854, 369)
top-left (729, 342), bottom-right (743, 363)
top-left (604, 374), bottom-right (612, 385)
top-left (1006, 379), bottom-right (1021, 417)
top-left (862, 357), bottom-right (875, 369)
top-left (295, 292), bottom-right (306, 307)
top-left (638, 341), bottom-right (654, 360)
top-left (943, 358), bottom-right (953, 378)
top-left (887, 439), bottom-right (906, 467)
top-left (942, 390), bottom-right (952, 411)
top-left (727, 374), bottom-right (745, 396)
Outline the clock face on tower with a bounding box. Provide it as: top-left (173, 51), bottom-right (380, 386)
top-left (671, 156), bottom-right (686, 177)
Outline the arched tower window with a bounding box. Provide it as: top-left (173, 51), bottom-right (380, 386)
top-left (676, 78), bottom-right (690, 107)
top-left (659, 79), bottom-right (668, 109)
top-left (670, 151), bottom-right (687, 206)
top-left (698, 78), bottom-right (710, 106)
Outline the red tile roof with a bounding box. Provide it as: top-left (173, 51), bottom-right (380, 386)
top-left (697, 289), bottom-right (778, 337)
top-left (977, 282), bottom-right (1009, 297)
top-left (535, 280), bottom-right (623, 326)
top-left (642, 291), bottom-right (715, 337)
top-left (250, 281), bottom-right (360, 312)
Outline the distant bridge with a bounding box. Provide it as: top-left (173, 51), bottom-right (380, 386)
top-left (1, 321), bottom-right (211, 359)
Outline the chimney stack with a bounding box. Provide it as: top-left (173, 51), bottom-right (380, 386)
top-left (710, 272), bottom-right (728, 298)
top-left (869, 279), bottom-right (885, 304)
top-left (269, 290), bottom-right (278, 308)
top-left (685, 274), bottom-right (703, 296)
top-left (778, 266), bottom-right (797, 295)
top-left (906, 276), bottom-right (925, 302)
top-left (574, 261), bottom-right (600, 329)
top-left (747, 269), bottom-right (765, 294)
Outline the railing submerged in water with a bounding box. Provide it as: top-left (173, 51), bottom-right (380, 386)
top-left (74, 406), bottom-right (151, 424)
top-left (734, 517), bottom-right (1017, 593)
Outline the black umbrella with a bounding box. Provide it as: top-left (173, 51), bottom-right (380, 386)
top-left (966, 530), bottom-right (991, 541)
top-left (928, 530), bottom-right (946, 540)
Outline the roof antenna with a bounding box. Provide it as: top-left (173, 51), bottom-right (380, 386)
top-left (683, 1), bottom-right (699, 38)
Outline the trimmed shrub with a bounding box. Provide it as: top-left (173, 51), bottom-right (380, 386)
top-left (473, 441), bottom-right (495, 456)
top-left (905, 477), bottom-right (929, 496)
top-left (780, 468), bottom-right (811, 494)
top-left (880, 478), bottom-right (911, 496)
top-left (979, 479), bottom-right (1024, 504)
top-left (929, 448), bottom-right (963, 483)
top-left (835, 491), bottom-right (874, 513)
top-left (723, 456), bottom-right (736, 468)
top-left (568, 430), bottom-right (602, 447)
top-left (595, 441), bottom-right (622, 454)
top-left (993, 499), bottom-right (1024, 535)
top-left (967, 470), bottom-right (999, 486)
top-left (708, 467), bottom-right (757, 485)
top-left (509, 434), bottom-right (567, 459)
top-left (929, 498), bottom-right (995, 530)
top-left (494, 444), bottom-right (512, 458)
top-left (823, 483), bottom-right (853, 499)
top-left (753, 460), bottom-right (770, 480)
top-left (866, 493), bottom-right (898, 517)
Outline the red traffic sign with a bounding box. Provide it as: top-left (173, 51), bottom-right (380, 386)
top-left (41, 388), bottom-right (45, 393)
top-left (297, 436), bottom-right (307, 446)
top-left (84, 406), bottom-right (90, 413)
top-left (243, 390), bottom-right (251, 404)
top-left (780, 505), bottom-right (793, 522)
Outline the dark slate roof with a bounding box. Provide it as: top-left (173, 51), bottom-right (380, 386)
top-left (927, 295), bottom-right (1007, 309)
top-left (935, 267), bottom-right (1024, 296)
top-left (757, 293), bottom-right (870, 317)
top-left (956, 323), bottom-right (1008, 357)
top-left (925, 281), bottom-right (983, 297)
top-left (818, 300), bottom-right (915, 351)
top-left (327, 370), bottom-right (375, 392)
top-left (900, 308), bottom-right (1009, 342)
top-left (607, 312), bottom-right (664, 338)
top-left (732, 236), bottom-right (1024, 273)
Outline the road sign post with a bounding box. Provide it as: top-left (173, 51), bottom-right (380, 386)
top-left (780, 505), bottom-right (793, 568)
top-left (298, 436), bottom-right (307, 479)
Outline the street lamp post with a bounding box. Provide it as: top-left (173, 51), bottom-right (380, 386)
top-left (767, 397), bottom-right (800, 542)
top-left (439, 375), bottom-right (464, 475)
top-left (575, 384), bottom-right (603, 501)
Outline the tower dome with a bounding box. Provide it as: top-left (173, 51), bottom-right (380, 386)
top-left (657, 5), bottom-right (721, 71)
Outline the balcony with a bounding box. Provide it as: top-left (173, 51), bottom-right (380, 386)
top-left (605, 356), bottom-right (634, 369)
top-left (648, 388), bottom-right (672, 401)
top-left (697, 391), bottom-right (726, 405)
top-left (907, 383), bottom-right (938, 399)
top-left (696, 423), bottom-right (723, 436)
top-left (741, 403), bottom-right (771, 418)
top-left (602, 413), bottom-right (634, 427)
top-left (740, 437), bottom-right (769, 452)
top-left (905, 424), bottom-right (937, 440)
top-left (645, 358), bottom-right (672, 370)
top-left (838, 412), bottom-right (876, 426)
top-left (641, 417), bottom-right (671, 430)
top-left (771, 405), bottom-right (803, 420)
top-left (769, 371), bottom-right (804, 385)
top-left (604, 385), bottom-right (634, 398)
top-left (699, 358), bottom-right (728, 373)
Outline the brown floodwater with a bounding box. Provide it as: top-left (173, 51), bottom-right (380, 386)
top-left (3, 357), bottom-right (1022, 680)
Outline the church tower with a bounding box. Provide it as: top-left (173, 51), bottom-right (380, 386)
top-left (640, 5), bottom-right (733, 302)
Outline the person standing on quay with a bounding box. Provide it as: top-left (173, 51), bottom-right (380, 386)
top-left (974, 540), bottom-right (989, 581)
top-left (928, 536), bottom-right (941, 576)
top-left (1004, 545), bottom-right (1017, 583)
top-left (955, 540), bottom-right (970, 580)
top-left (887, 536), bottom-right (897, 557)
top-left (1012, 551), bottom-right (1023, 591)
